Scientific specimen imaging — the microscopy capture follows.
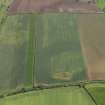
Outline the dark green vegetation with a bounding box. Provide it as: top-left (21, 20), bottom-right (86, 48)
top-left (0, 87), bottom-right (95, 105)
top-left (86, 84), bottom-right (105, 105)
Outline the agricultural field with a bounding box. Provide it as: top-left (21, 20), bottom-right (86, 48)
top-left (0, 14), bottom-right (33, 94)
top-left (0, 13), bottom-right (86, 93)
top-left (78, 14), bottom-right (105, 80)
top-left (0, 87), bottom-right (95, 105)
top-left (0, 0), bottom-right (105, 105)
top-left (1, 12), bottom-right (105, 94)
top-left (34, 13), bottom-right (86, 85)
top-left (86, 83), bottom-right (105, 105)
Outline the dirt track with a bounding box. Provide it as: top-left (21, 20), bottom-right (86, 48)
top-left (8, 0), bottom-right (100, 14)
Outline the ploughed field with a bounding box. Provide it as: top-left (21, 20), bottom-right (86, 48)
top-left (78, 14), bottom-right (105, 80)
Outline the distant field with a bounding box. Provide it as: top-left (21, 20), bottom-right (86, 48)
top-left (86, 83), bottom-right (105, 105)
top-left (0, 87), bottom-right (95, 105)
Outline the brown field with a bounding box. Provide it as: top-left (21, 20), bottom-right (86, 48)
top-left (8, 0), bottom-right (100, 14)
top-left (78, 14), bottom-right (105, 80)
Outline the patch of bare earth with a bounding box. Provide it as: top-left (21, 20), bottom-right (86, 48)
top-left (78, 14), bottom-right (105, 80)
top-left (8, 0), bottom-right (100, 14)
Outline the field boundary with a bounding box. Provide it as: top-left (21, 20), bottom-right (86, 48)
top-left (0, 81), bottom-right (105, 100)
top-left (82, 86), bottom-right (98, 105)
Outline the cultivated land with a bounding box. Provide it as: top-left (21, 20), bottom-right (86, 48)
top-left (0, 13), bottom-right (86, 92)
top-left (8, 0), bottom-right (100, 14)
top-left (34, 13), bottom-right (86, 84)
top-left (1, 12), bottom-right (105, 94)
top-left (78, 14), bottom-right (105, 80)
top-left (0, 1), bottom-right (105, 105)
top-left (0, 14), bottom-right (33, 94)
top-left (86, 83), bottom-right (105, 105)
top-left (0, 87), bottom-right (95, 105)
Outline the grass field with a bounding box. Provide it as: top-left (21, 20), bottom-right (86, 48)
top-left (86, 83), bottom-right (105, 105)
top-left (0, 87), bottom-right (95, 105)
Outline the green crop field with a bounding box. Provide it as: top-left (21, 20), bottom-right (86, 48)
top-left (0, 87), bottom-right (95, 105)
top-left (0, 14), bottom-right (33, 94)
top-left (34, 13), bottom-right (86, 84)
top-left (0, 13), bottom-right (86, 94)
top-left (86, 83), bottom-right (105, 105)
